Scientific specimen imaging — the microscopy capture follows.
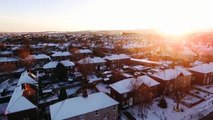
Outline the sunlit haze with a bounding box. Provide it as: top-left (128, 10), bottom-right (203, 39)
top-left (1, 0), bottom-right (213, 34)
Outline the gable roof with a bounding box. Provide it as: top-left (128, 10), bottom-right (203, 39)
top-left (17, 71), bottom-right (37, 86)
top-left (137, 75), bottom-right (160, 87)
top-left (110, 76), bottom-right (159, 94)
top-left (75, 49), bottom-right (92, 54)
top-left (104, 54), bottom-right (130, 61)
top-left (0, 57), bottom-right (20, 63)
top-left (5, 86), bottom-right (36, 114)
top-left (26, 54), bottom-right (50, 60)
top-left (50, 92), bottom-right (118, 120)
top-left (43, 60), bottom-right (75, 69)
top-left (152, 69), bottom-right (181, 81)
top-left (189, 63), bottom-right (213, 74)
top-left (52, 51), bottom-right (71, 57)
top-left (152, 68), bottom-right (192, 81)
top-left (78, 57), bottom-right (106, 64)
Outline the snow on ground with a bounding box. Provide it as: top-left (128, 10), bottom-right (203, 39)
top-left (96, 83), bottom-right (110, 94)
top-left (87, 74), bottom-right (102, 83)
top-left (66, 86), bottom-right (81, 96)
top-left (39, 94), bottom-right (58, 104)
top-left (122, 95), bottom-right (213, 120)
top-left (181, 94), bottom-right (201, 105)
top-left (194, 85), bottom-right (213, 94)
top-left (190, 89), bottom-right (213, 100)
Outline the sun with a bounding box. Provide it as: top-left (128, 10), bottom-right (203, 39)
top-left (157, 26), bottom-right (191, 36)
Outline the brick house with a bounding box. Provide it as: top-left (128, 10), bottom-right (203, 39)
top-left (50, 92), bottom-right (119, 120)
top-left (110, 75), bottom-right (160, 108)
top-left (5, 85), bottom-right (37, 120)
top-left (189, 63), bottom-right (213, 85)
top-left (151, 67), bottom-right (192, 94)
top-left (104, 54), bottom-right (131, 69)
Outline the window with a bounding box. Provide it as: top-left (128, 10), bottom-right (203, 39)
top-left (95, 110), bottom-right (99, 116)
top-left (79, 115), bottom-right (85, 120)
top-left (112, 105), bottom-right (116, 111)
top-left (113, 113), bottom-right (116, 118)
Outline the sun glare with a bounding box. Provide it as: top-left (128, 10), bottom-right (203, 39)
top-left (157, 26), bottom-right (192, 36)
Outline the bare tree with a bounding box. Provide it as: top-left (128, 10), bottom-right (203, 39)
top-left (129, 78), bottom-right (153, 119)
top-left (171, 76), bottom-right (186, 112)
top-left (23, 55), bottom-right (36, 71)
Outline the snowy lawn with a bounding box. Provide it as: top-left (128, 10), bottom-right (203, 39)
top-left (181, 94), bottom-right (201, 105)
top-left (122, 95), bottom-right (213, 120)
top-left (190, 89), bottom-right (213, 100)
top-left (96, 83), bottom-right (110, 94)
top-left (194, 84), bottom-right (213, 94)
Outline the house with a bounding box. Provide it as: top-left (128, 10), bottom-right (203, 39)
top-left (43, 60), bottom-right (75, 76)
top-left (151, 68), bottom-right (192, 94)
top-left (30, 45), bottom-right (44, 54)
top-left (130, 58), bottom-right (172, 68)
top-left (5, 86), bottom-right (37, 120)
top-left (188, 63), bottom-right (213, 85)
top-left (51, 51), bottom-right (71, 61)
top-left (25, 54), bottom-right (50, 66)
top-left (104, 54), bottom-right (130, 68)
top-left (74, 49), bottom-right (92, 55)
top-left (110, 76), bottom-right (160, 108)
top-left (0, 57), bottom-right (20, 68)
top-left (77, 57), bottom-right (106, 71)
top-left (49, 92), bottom-right (119, 120)
top-left (72, 49), bottom-right (93, 61)
top-left (0, 51), bottom-right (13, 57)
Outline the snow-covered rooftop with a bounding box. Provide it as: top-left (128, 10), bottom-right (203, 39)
top-left (137, 75), bottom-right (160, 87)
top-left (104, 54), bottom-right (130, 61)
top-left (52, 51), bottom-right (71, 57)
top-left (0, 51), bottom-right (13, 55)
top-left (5, 86), bottom-right (36, 114)
top-left (78, 57), bottom-right (106, 64)
top-left (152, 68), bottom-right (191, 81)
top-left (189, 63), bottom-right (213, 73)
top-left (75, 49), bottom-right (92, 54)
top-left (110, 76), bottom-right (159, 94)
top-left (17, 71), bottom-right (37, 86)
top-left (131, 58), bottom-right (161, 65)
top-left (131, 65), bottom-right (150, 71)
top-left (0, 57), bottom-right (19, 63)
top-left (50, 92), bottom-right (118, 120)
top-left (26, 54), bottom-right (50, 60)
top-left (43, 60), bottom-right (75, 69)
top-left (175, 66), bottom-right (192, 76)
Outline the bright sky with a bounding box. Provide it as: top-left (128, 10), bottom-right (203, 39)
top-left (1, 0), bottom-right (213, 34)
